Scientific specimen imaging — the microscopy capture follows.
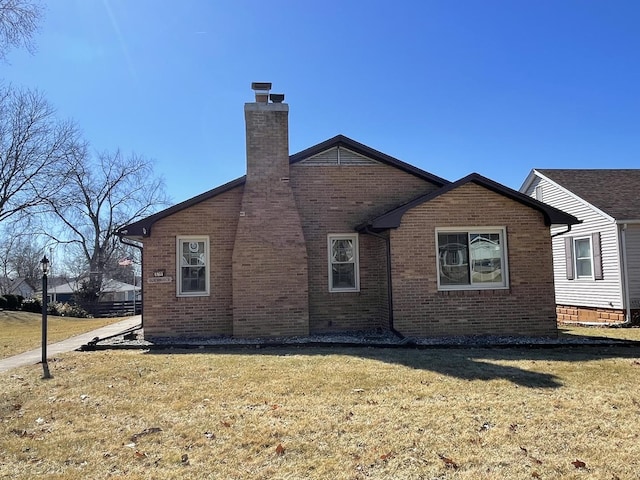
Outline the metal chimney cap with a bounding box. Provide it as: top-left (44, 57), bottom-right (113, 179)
top-left (251, 82), bottom-right (272, 91)
top-left (269, 93), bottom-right (285, 103)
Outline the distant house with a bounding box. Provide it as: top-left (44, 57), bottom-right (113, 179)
top-left (520, 169), bottom-right (640, 323)
top-left (47, 278), bottom-right (140, 303)
top-left (0, 277), bottom-right (36, 299)
top-left (118, 83), bottom-right (578, 340)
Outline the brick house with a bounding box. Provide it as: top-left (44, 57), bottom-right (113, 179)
top-left (118, 83), bottom-right (578, 339)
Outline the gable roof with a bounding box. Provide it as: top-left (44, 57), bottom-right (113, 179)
top-left (533, 169), bottom-right (640, 221)
top-left (118, 135), bottom-right (450, 239)
top-left (290, 135), bottom-right (450, 185)
top-left (46, 278), bottom-right (140, 295)
top-left (118, 176), bottom-right (246, 239)
top-left (0, 277), bottom-right (35, 296)
top-left (358, 173), bottom-right (580, 231)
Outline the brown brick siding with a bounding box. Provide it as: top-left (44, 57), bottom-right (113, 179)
top-left (141, 186), bottom-right (243, 338)
top-left (140, 160), bottom-right (439, 338)
top-left (556, 305), bottom-right (626, 323)
top-left (232, 183), bottom-right (310, 337)
top-left (290, 163), bottom-right (440, 333)
top-left (232, 103), bottom-right (310, 337)
top-left (390, 183), bottom-right (558, 337)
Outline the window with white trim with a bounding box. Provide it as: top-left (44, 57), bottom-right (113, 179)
top-left (574, 236), bottom-right (593, 279)
top-left (328, 234), bottom-right (360, 292)
top-left (436, 228), bottom-right (508, 290)
top-left (564, 233), bottom-right (603, 281)
top-left (177, 236), bottom-right (210, 296)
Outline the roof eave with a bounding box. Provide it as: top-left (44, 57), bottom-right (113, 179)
top-left (118, 176), bottom-right (246, 239)
top-left (291, 135), bottom-right (450, 186)
top-left (362, 172), bottom-right (580, 231)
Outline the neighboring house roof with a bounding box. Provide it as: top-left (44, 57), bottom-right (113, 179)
top-left (358, 173), bottom-right (580, 231)
top-left (46, 279), bottom-right (140, 295)
top-left (118, 135), bottom-right (450, 239)
top-left (0, 277), bottom-right (35, 296)
top-left (102, 279), bottom-right (141, 293)
top-left (528, 169), bottom-right (640, 221)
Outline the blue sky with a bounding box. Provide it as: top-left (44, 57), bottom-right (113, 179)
top-left (4, 0), bottom-right (639, 204)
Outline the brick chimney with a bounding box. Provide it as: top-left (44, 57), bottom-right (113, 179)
top-left (231, 83), bottom-right (310, 337)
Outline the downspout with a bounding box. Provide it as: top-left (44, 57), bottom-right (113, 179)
top-left (117, 233), bottom-right (144, 329)
top-left (621, 223), bottom-right (632, 324)
top-left (363, 227), bottom-right (404, 339)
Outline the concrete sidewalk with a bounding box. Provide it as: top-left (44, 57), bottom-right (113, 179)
top-left (0, 315), bottom-right (141, 374)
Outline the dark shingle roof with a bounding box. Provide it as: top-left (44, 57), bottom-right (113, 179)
top-left (118, 135), bottom-right (449, 239)
top-left (537, 169), bottom-right (640, 220)
top-left (358, 173), bottom-right (580, 231)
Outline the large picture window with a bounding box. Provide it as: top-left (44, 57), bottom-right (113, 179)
top-left (328, 234), bottom-right (360, 292)
top-left (436, 228), bottom-right (508, 290)
top-left (177, 236), bottom-right (210, 296)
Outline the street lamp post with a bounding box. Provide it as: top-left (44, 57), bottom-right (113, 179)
top-left (40, 256), bottom-right (52, 379)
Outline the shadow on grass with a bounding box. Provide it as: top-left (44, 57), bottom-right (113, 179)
top-left (143, 340), bottom-right (640, 390)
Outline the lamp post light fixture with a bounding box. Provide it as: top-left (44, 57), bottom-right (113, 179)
top-left (40, 255), bottom-right (52, 379)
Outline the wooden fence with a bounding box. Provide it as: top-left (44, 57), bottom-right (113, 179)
top-left (88, 300), bottom-right (142, 318)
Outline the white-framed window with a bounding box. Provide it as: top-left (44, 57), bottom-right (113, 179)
top-left (573, 236), bottom-right (593, 279)
top-left (564, 233), bottom-right (602, 281)
top-left (328, 234), bottom-right (360, 292)
top-left (176, 236), bottom-right (210, 296)
top-left (436, 227), bottom-right (508, 290)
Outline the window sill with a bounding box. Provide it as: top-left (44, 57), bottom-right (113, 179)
top-left (438, 285), bottom-right (508, 292)
top-left (437, 287), bottom-right (510, 295)
top-left (177, 293), bottom-right (210, 298)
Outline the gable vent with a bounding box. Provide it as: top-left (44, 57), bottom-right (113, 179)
top-left (298, 147), bottom-right (381, 166)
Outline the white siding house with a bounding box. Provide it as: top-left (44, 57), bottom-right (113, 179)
top-left (521, 169), bottom-right (640, 323)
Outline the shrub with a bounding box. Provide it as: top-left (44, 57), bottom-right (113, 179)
top-left (21, 298), bottom-right (42, 313)
top-left (0, 296), bottom-right (7, 309)
top-left (47, 301), bottom-right (60, 316)
top-left (47, 301), bottom-right (92, 318)
top-left (3, 294), bottom-right (19, 310)
top-left (57, 302), bottom-right (92, 318)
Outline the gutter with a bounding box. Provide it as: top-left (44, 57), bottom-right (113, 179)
top-left (551, 224), bottom-right (573, 238)
top-left (117, 232), bottom-right (144, 329)
top-left (362, 226), bottom-right (404, 339)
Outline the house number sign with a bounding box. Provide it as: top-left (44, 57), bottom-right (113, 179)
top-left (148, 276), bottom-right (173, 284)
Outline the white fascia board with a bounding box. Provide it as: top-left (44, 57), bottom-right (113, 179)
top-left (531, 169), bottom-right (616, 224)
top-left (615, 219), bottom-right (640, 224)
top-left (518, 169), bottom-right (538, 193)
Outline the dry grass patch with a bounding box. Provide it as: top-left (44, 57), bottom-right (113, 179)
top-left (0, 311), bottom-right (130, 359)
top-left (560, 324), bottom-right (640, 342)
top-left (1, 345), bottom-right (640, 479)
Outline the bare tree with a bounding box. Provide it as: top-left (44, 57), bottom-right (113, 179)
top-left (0, 85), bottom-right (83, 224)
top-left (0, 0), bottom-right (42, 61)
top-left (46, 148), bottom-right (167, 306)
top-left (0, 215), bottom-right (46, 286)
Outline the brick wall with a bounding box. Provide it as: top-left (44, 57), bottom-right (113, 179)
top-left (390, 182), bottom-right (558, 337)
top-left (142, 186), bottom-right (243, 338)
top-left (556, 305), bottom-right (626, 323)
top-left (232, 101), bottom-right (309, 337)
top-left (290, 163), bottom-right (440, 333)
